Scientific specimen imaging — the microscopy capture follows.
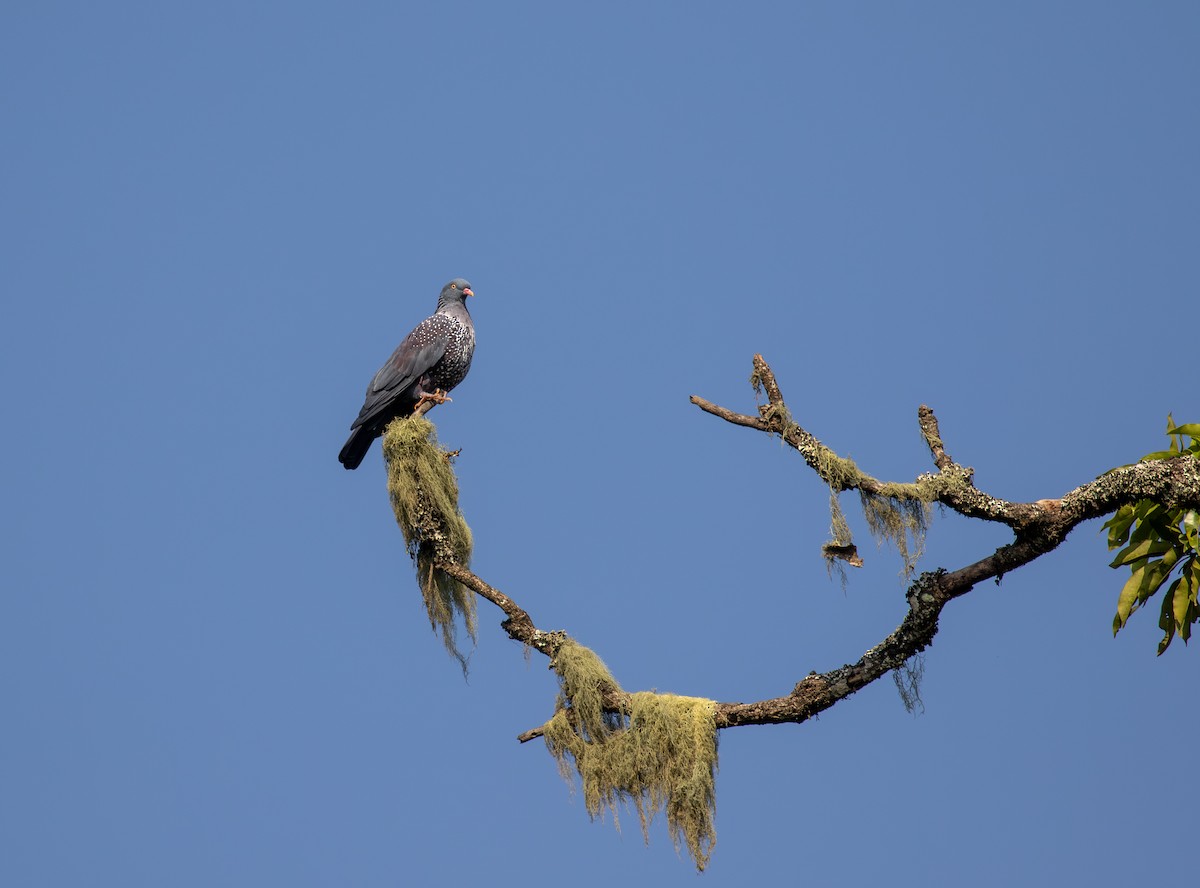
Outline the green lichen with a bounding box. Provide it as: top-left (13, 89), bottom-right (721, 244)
top-left (547, 639), bottom-right (625, 743)
top-left (761, 401), bottom-right (796, 436)
top-left (542, 640), bottom-right (719, 871)
top-left (860, 488), bottom-right (931, 577)
top-left (383, 416), bottom-right (476, 672)
top-left (816, 453), bottom-right (946, 577)
top-left (815, 447), bottom-right (866, 491)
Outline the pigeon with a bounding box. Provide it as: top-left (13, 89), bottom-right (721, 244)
top-left (338, 278), bottom-right (476, 470)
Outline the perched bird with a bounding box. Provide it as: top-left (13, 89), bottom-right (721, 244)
top-left (338, 278), bottom-right (476, 470)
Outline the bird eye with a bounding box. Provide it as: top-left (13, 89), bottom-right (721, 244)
top-left (451, 283), bottom-right (459, 289)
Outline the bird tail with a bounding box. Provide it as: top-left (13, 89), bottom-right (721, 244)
top-left (338, 427), bottom-right (375, 470)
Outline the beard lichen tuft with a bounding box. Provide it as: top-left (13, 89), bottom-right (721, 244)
top-left (860, 487), bottom-right (932, 577)
top-left (541, 640), bottom-right (719, 871)
top-left (814, 448), bottom-right (941, 578)
top-left (893, 653), bottom-right (926, 714)
top-left (815, 447), bottom-right (866, 492)
top-left (383, 416), bottom-right (476, 672)
top-left (547, 640), bottom-right (626, 742)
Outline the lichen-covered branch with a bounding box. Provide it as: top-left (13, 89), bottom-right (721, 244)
top-left (436, 560), bottom-right (566, 656)
top-left (386, 358), bottom-right (1198, 873)
top-left (384, 418), bottom-right (477, 671)
top-left (688, 355), bottom-right (1200, 728)
top-left (690, 355), bottom-right (1199, 533)
top-left (918, 404), bottom-right (953, 471)
top-left (415, 356), bottom-right (1199, 738)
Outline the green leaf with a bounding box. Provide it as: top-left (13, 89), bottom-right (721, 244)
top-left (1140, 449), bottom-right (1179, 461)
top-left (1182, 560), bottom-right (1200, 643)
top-left (1136, 560), bottom-right (1172, 607)
top-left (1115, 565), bottom-right (1149, 631)
top-left (1159, 580), bottom-right (1178, 632)
top-left (1181, 511), bottom-right (1200, 549)
top-left (1105, 415), bottom-right (1200, 652)
top-left (1172, 571), bottom-right (1193, 631)
top-left (1157, 580), bottom-right (1179, 654)
top-left (1160, 567), bottom-right (1200, 655)
top-left (1165, 422), bottom-right (1200, 437)
top-left (1134, 508), bottom-right (1185, 549)
top-left (1109, 538), bottom-right (1171, 568)
top-left (1176, 597), bottom-right (1195, 643)
top-left (1104, 506), bottom-right (1136, 549)
top-left (1180, 604), bottom-right (1195, 645)
top-left (1127, 505), bottom-right (1170, 544)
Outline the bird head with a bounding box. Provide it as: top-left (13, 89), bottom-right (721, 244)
top-left (441, 278), bottom-right (475, 302)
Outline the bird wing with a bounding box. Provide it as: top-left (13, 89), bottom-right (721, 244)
top-left (351, 315), bottom-right (451, 429)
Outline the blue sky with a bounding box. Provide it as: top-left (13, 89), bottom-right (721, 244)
top-left (2, 3), bottom-right (1198, 885)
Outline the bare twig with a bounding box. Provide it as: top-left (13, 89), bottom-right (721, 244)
top-left (751, 353), bottom-right (785, 406)
top-left (917, 404), bottom-right (953, 471)
top-left (436, 561), bottom-right (564, 656)
top-left (688, 395), bottom-right (769, 431)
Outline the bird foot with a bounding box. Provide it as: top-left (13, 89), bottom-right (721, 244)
top-left (413, 390), bottom-right (453, 412)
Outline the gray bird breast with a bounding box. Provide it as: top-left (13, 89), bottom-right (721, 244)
top-left (429, 311), bottom-right (475, 391)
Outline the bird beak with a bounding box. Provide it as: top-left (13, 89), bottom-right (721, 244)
top-left (463, 287), bottom-right (475, 297)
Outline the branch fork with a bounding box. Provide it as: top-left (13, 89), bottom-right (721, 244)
top-left (427, 355), bottom-right (1200, 736)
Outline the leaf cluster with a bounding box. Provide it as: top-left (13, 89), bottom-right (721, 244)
top-left (1105, 417), bottom-right (1200, 654)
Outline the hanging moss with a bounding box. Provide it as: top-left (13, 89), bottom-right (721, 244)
top-left (892, 653), bottom-right (926, 714)
top-left (547, 640), bottom-right (626, 743)
top-left (822, 492), bottom-right (862, 585)
top-left (542, 640), bottom-right (719, 871)
top-left (382, 416), bottom-right (476, 671)
top-left (809, 445), bottom-right (946, 577)
top-left (860, 488), bottom-right (932, 577)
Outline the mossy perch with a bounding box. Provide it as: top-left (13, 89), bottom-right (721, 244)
top-left (541, 640), bottom-right (719, 871)
top-left (383, 416), bottom-right (476, 671)
top-left (748, 377), bottom-right (936, 575)
top-left (812, 447), bottom-right (938, 576)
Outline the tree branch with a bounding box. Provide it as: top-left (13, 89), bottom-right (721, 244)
top-left (688, 355), bottom-right (1200, 728)
top-left (917, 404), bottom-right (953, 470)
top-left (694, 356), bottom-right (1072, 530)
top-left (688, 395), bottom-right (769, 432)
top-left (425, 355), bottom-right (1199, 741)
top-left (436, 561), bottom-right (566, 657)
